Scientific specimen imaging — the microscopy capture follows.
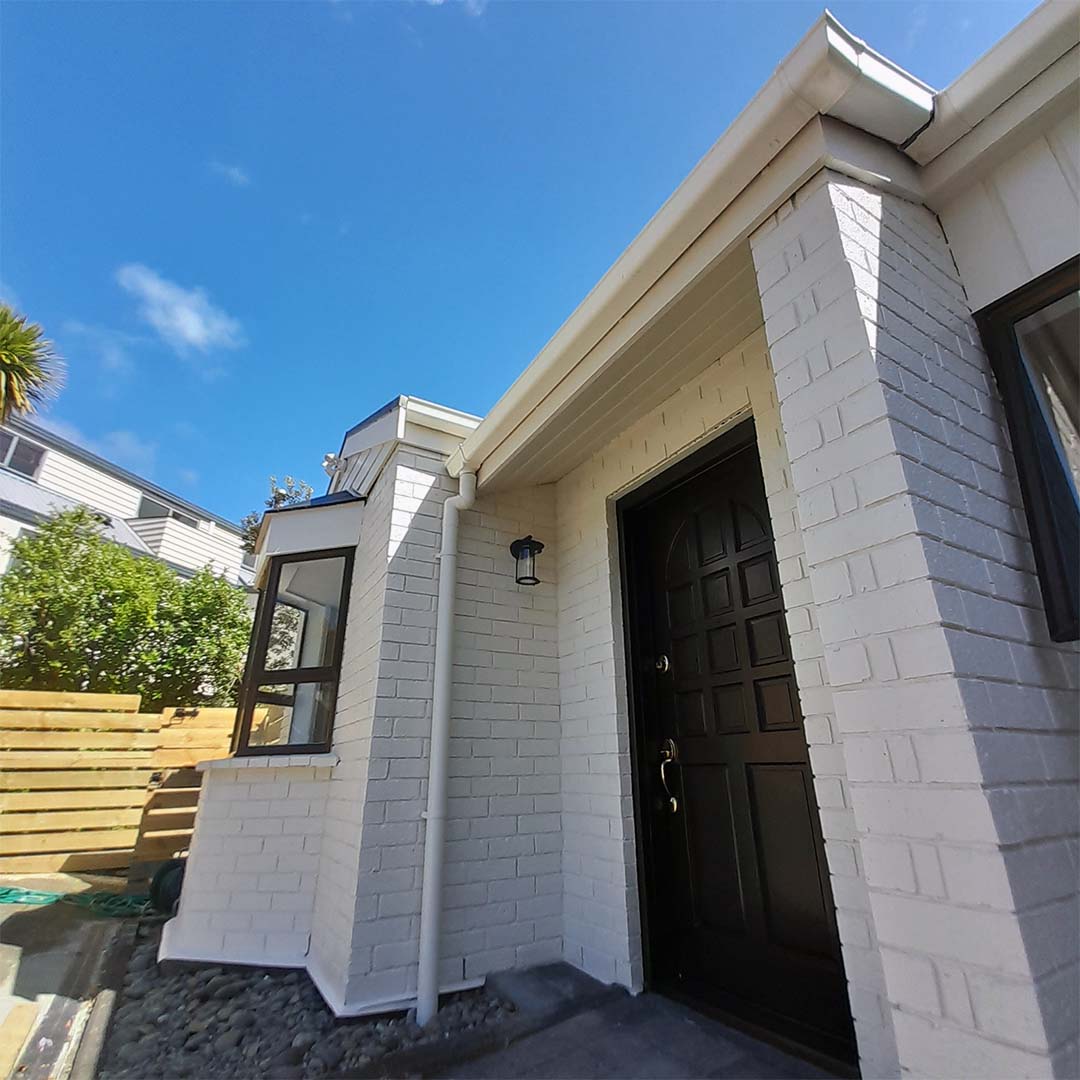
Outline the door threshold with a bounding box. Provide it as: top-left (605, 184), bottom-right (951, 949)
top-left (654, 982), bottom-right (860, 1079)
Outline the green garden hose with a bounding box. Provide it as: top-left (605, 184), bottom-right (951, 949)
top-left (0, 885), bottom-right (151, 917)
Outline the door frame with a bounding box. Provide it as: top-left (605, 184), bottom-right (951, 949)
top-left (615, 417), bottom-right (759, 994)
top-left (615, 417), bottom-right (856, 1069)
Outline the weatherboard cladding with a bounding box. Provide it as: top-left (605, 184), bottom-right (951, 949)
top-left (7, 417), bottom-right (243, 535)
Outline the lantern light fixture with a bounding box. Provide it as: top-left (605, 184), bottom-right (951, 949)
top-left (509, 535), bottom-right (544, 586)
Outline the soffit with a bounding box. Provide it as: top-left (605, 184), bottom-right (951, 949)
top-left (479, 241), bottom-right (762, 489)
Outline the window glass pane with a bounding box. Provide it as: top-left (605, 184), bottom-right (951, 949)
top-left (248, 682), bottom-right (336, 748)
top-left (0, 431), bottom-right (13, 463)
top-left (1015, 291), bottom-right (1080, 497)
top-left (8, 438), bottom-right (43, 478)
top-left (264, 556), bottom-right (346, 670)
top-left (138, 496), bottom-right (171, 519)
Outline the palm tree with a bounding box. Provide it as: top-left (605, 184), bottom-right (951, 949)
top-left (0, 304), bottom-right (63, 423)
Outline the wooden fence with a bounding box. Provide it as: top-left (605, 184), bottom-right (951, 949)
top-left (0, 690), bottom-right (235, 882)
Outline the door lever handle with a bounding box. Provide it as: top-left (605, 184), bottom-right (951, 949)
top-left (659, 737), bottom-right (679, 813)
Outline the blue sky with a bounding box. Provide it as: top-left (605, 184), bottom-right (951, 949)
top-left (1, 0), bottom-right (1040, 522)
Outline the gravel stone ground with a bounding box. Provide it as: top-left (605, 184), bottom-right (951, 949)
top-left (97, 920), bottom-right (516, 1079)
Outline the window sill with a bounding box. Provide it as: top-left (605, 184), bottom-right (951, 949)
top-left (197, 752), bottom-right (339, 772)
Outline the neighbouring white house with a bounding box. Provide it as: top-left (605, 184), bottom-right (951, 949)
top-left (0, 416), bottom-right (251, 585)
top-left (161, 5), bottom-right (1080, 1077)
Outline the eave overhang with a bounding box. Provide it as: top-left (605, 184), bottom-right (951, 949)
top-left (446, 11), bottom-right (934, 488)
top-left (252, 496), bottom-right (366, 585)
top-left (904, 0), bottom-right (1079, 166)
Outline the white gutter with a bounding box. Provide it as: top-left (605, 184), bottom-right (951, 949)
top-left (446, 11), bottom-right (933, 480)
top-left (905, 0), bottom-right (1080, 164)
top-left (417, 467), bottom-right (477, 1026)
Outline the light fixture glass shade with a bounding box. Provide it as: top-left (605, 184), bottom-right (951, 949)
top-left (509, 535), bottom-right (544, 586)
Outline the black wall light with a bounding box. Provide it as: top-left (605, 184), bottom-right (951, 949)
top-left (509, 535), bottom-right (544, 586)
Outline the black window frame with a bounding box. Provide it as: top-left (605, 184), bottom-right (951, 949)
top-left (0, 431), bottom-right (45, 480)
top-left (975, 256), bottom-right (1079, 643)
top-left (137, 495), bottom-right (199, 530)
top-left (232, 545), bottom-right (355, 756)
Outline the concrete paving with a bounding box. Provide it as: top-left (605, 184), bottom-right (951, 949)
top-left (0, 874), bottom-right (123, 1079)
top-left (442, 990), bottom-right (836, 1080)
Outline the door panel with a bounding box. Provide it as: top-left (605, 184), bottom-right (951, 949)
top-left (625, 436), bottom-right (856, 1063)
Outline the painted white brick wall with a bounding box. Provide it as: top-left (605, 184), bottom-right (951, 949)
top-left (553, 321), bottom-right (899, 1075)
top-left (749, 169), bottom-right (1078, 1079)
top-left (308, 458), bottom-right (395, 1004)
top-left (340, 447), bottom-right (562, 1010)
top-left (161, 762), bottom-right (331, 967)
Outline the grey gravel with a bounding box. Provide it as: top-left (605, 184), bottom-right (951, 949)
top-left (98, 922), bottom-right (514, 1079)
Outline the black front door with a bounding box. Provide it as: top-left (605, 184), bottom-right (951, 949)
top-left (622, 426), bottom-right (856, 1064)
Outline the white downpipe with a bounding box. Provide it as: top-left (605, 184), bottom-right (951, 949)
top-left (417, 468), bottom-right (477, 1026)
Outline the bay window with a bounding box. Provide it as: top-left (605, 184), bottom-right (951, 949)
top-left (233, 547), bottom-right (354, 755)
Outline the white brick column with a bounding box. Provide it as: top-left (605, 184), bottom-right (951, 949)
top-left (336, 447), bottom-right (562, 1012)
top-left (750, 170), bottom-right (1078, 1078)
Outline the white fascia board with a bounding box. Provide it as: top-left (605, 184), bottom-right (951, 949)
top-left (341, 406), bottom-right (403, 460)
top-left (905, 0), bottom-right (1080, 165)
top-left (253, 500), bottom-right (364, 583)
top-left (402, 397), bottom-right (482, 439)
top-left (469, 117), bottom-right (924, 489)
top-left (447, 11), bottom-right (932, 480)
top-left (919, 45), bottom-right (1079, 207)
top-left (341, 396), bottom-right (479, 465)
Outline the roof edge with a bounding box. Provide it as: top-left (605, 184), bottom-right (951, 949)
top-left (448, 11), bottom-right (933, 480)
top-left (6, 415), bottom-right (243, 534)
top-left (905, 0), bottom-right (1080, 164)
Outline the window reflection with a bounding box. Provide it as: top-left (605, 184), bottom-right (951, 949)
top-left (247, 683), bottom-right (336, 748)
top-left (234, 548), bottom-right (354, 755)
top-left (1015, 291), bottom-right (1080, 498)
top-left (264, 557), bottom-right (346, 671)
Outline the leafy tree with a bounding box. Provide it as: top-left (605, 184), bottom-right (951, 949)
top-left (0, 304), bottom-right (63, 422)
top-left (239, 475), bottom-right (314, 554)
top-left (0, 508), bottom-right (251, 711)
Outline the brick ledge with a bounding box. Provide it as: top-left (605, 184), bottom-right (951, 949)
top-left (196, 752), bottom-right (339, 771)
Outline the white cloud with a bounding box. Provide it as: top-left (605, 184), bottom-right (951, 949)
top-left (99, 430), bottom-right (158, 475)
top-left (905, 3), bottom-right (929, 49)
top-left (420, 0), bottom-right (487, 15)
top-left (327, 0), bottom-right (354, 22)
top-left (208, 160), bottom-right (251, 187)
top-left (34, 415), bottom-right (158, 477)
top-left (177, 467), bottom-right (200, 488)
top-left (116, 264), bottom-right (245, 358)
top-left (0, 280), bottom-right (22, 310)
top-left (63, 320), bottom-right (142, 380)
top-left (172, 420), bottom-right (200, 440)
top-left (34, 415), bottom-right (88, 446)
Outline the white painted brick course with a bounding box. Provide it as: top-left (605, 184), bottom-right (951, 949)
top-left (161, 762), bottom-right (332, 968)
top-left (751, 169), bottom-right (1078, 1079)
top-left (164, 162), bottom-right (1075, 1080)
top-left (552, 312), bottom-right (898, 1073)
top-left (323, 446), bottom-right (562, 1009)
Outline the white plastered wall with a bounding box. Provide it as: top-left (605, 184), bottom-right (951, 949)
top-left (552, 318), bottom-right (900, 1076)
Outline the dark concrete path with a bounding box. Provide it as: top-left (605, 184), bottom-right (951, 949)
top-left (0, 873), bottom-right (125, 1080)
top-left (441, 990), bottom-right (835, 1080)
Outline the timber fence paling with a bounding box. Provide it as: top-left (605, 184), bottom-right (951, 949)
top-left (127, 707), bottom-right (235, 889)
top-left (0, 692), bottom-right (238, 877)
